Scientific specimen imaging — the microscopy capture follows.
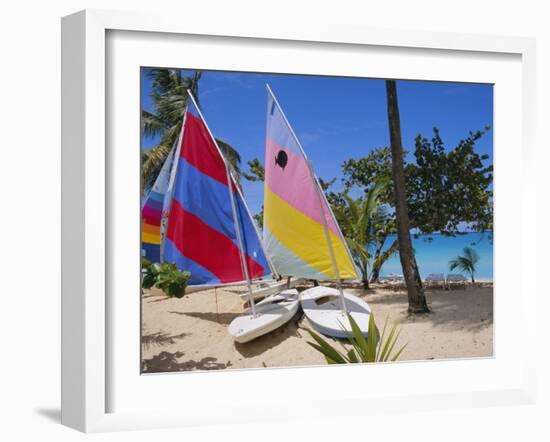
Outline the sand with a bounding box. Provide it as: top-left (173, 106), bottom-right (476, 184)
top-left (141, 283), bottom-right (493, 373)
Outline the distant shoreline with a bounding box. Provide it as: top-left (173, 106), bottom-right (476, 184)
top-left (380, 231), bottom-right (493, 280)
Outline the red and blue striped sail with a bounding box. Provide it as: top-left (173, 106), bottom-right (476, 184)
top-left (162, 100), bottom-right (271, 286)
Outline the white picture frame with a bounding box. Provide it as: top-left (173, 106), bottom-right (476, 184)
top-left (61, 9), bottom-right (537, 433)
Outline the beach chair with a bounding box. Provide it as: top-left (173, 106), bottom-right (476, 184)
top-left (446, 273), bottom-right (467, 290)
top-left (425, 273), bottom-right (446, 289)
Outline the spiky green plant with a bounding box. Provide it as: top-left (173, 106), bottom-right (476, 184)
top-left (305, 312), bottom-right (407, 364)
top-left (449, 246), bottom-right (480, 283)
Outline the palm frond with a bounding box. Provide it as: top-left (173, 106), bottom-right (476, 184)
top-left (142, 69), bottom-right (244, 190)
top-left (448, 246), bottom-right (479, 281)
top-left (365, 178), bottom-right (390, 220)
top-left (141, 110), bottom-right (167, 139)
top-left (334, 180), bottom-right (388, 285)
top-left (463, 247), bottom-right (480, 265)
top-left (142, 144), bottom-right (173, 192)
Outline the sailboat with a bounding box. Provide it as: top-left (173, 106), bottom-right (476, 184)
top-left (141, 91), bottom-right (299, 344)
top-left (263, 85), bottom-right (372, 338)
top-left (141, 143), bottom-right (177, 264)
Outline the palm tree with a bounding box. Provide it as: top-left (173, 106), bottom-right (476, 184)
top-left (141, 69), bottom-right (241, 192)
top-left (449, 247), bottom-right (480, 283)
top-left (332, 180), bottom-right (388, 289)
top-left (385, 79), bottom-right (429, 314)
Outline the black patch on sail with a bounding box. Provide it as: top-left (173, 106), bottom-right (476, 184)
top-left (275, 150), bottom-right (288, 170)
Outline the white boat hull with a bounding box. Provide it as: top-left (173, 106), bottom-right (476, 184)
top-left (228, 289), bottom-right (300, 343)
top-left (300, 286), bottom-right (371, 338)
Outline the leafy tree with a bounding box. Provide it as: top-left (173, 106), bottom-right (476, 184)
top-left (449, 247), bottom-right (480, 283)
top-left (141, 69), bottom-right (242, 192)
top-left (341, 129), bottom-right (492, 282)
top-left (409, 127), bottom-right (493, 235)
top-left (386, 79), bottom-right (429, 314)
top-left (341, 148), bottom-right (399, 281)
top-left (332, 180), bottom-right (388, 289)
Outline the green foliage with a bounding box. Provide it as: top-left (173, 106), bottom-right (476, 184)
top-left (141, 259), bottom-right (190, 299)
top-left (141, 69), bottom-right (242, 192)
top-left (370, 237), bottom-right (398, 282)
top-left (141, 258), bottom-right (159, 289)
top-left (331, 180), bottom-right (389, 288)
top-left (242, 158), bottom-right (265, 182)
top-left (141, 144), bottom-right (173, 193)
top-left (253, 209), bottom-right (264, 229)
top-left (449, 246), bottom-right (480, 283)
top-left (155, 262), bottom-right (191, 298)
top-left (410, 127), bottom-right (493, 235)
top-left (318, 177), bottom-right (336, 191)
top-left (305, 313), bottom-right (407, 364)
top-left (342, 147), bottom-right (395, 204)
top-left (339, 128), bottom-right (492, 278)
top-left (242, 158), bottom-right (267, 228)
top-left (217, 139), bottom-right (243, 188)
top-left (341, 128), bottom-right (492, 236)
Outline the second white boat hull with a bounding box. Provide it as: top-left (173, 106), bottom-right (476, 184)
top-left (300, 286), bottom-right (371, 338)
top-left (228, 289), bottom-right (300, 343)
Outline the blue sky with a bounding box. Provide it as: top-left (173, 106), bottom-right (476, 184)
top-left (141, 68), bottom-right (493, 216)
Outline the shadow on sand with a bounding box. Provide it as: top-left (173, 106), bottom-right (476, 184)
top-left (234, 313), bottom-right (304, 358)
top-left (168, 310), bottom-right (240, 326)
top-left (142, 351), bottom-right (232, 373)
top-left (141, 331), bottom-right (187, 350)
top-left (366, 288), bottom-right (493, 333)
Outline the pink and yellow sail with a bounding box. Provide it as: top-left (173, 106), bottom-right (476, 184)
top-left (263, 87), bottom-right (358, 281)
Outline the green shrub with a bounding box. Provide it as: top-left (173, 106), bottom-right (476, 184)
top-left (141, 259), bottom-right (190, 299)
top-left (141, 258), bottom-right (159, 289)
top-left (305, 312), bottom-right (407, 364)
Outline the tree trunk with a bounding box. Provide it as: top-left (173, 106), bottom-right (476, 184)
top-left (361, 263), bottom-right (369, 290)
top-left (370, 238), bottom-right (399, 283)
top-left (385, 80), bottom-right (430, 314)
top-left (369, 238), bottom-right (386, 283)
top-left (369, 265), bottom-right (381, 285)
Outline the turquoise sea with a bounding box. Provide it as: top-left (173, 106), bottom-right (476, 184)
top-left (378, 232), bottom-right (493, 280)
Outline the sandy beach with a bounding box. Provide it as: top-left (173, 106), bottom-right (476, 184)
top-left (141, 282), bottom-right (493, 373)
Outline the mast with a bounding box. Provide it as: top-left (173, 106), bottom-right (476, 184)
top-left (266, 84), bottom-right (349, 313)
top-left (186, 90), bottom-right (258, 317)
